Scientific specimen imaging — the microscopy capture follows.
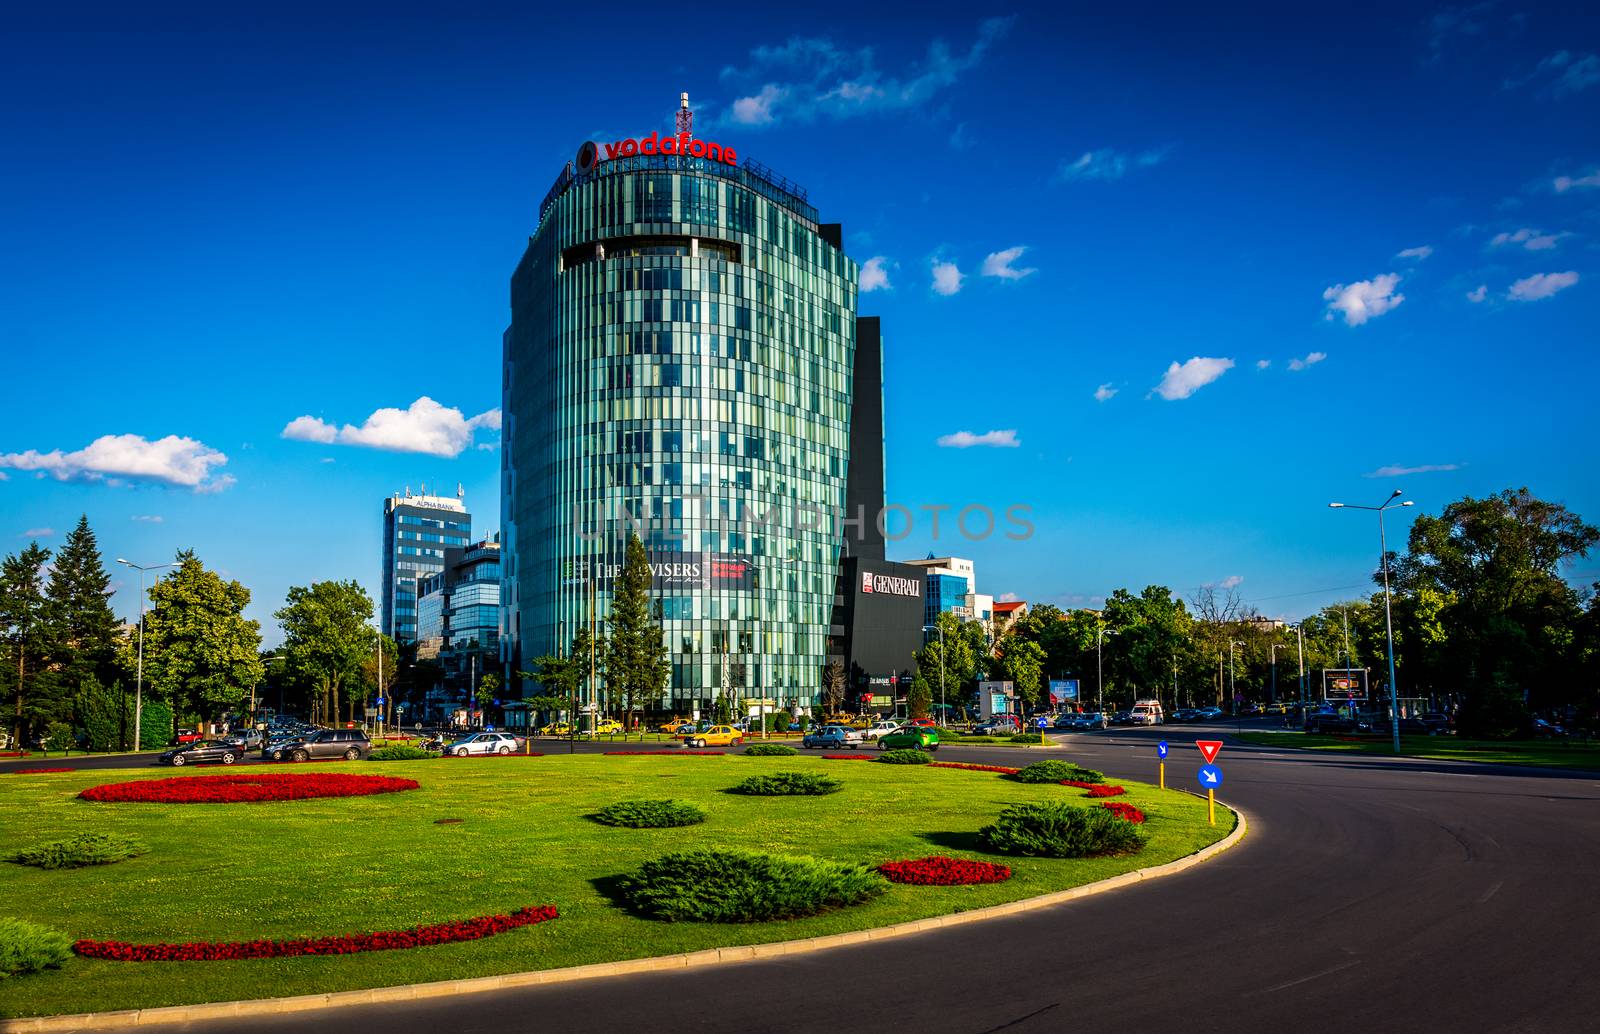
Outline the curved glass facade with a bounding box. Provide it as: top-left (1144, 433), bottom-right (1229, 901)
top-left (503, 152), bottom-right (859, 714)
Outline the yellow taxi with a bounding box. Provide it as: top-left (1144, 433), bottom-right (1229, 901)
top-left (591, 718), bottom-right (624, 735)
top-left (683, 724), bottom-right (743, 748)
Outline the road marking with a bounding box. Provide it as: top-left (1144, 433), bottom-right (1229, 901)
top-left (1245, 958), bottom-right (1362, 996)
top-left (1477, 881), bottom-right (1503, 904)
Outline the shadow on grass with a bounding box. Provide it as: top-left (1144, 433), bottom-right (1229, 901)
top-left (918, 830), bottom-right (990, 853)
top-left (588, 872), bottom-right (653, 920)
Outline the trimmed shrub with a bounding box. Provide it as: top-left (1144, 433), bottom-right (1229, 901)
top-left (11, 833), bottom-right (148, 870)
top-left (729, 771), bottom-right (842, 796)
top-left (1008, 733), bottom-right (1044, 744)
top-left (978, 802), bottom-right (1148, 858)
top-left (1013, 760), bottom-right (1105, 784)
top-left (138, 700), bottom-right (174, 750)
top-left (593, 799), bottom-right (705, 828)
top-left (743, 743), bottom-right (798, 757)
top-left (876, 748), bottom-right (932, 765)
top-left (617, 849), bottom-right (886, 922)
top-left (0, 918), bottom-right (73, 978)
top-left (42, 722), bottom-right (76, 752)
top-left (368, 745), bottom-right (433, 761)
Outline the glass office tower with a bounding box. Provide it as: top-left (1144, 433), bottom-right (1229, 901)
top-left (381, 488), bottom-right (472, 643)
top-left (502, 121), bottom-right (861, 715)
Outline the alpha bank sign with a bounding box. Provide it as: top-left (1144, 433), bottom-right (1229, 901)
top-left (861, 572), bottom-right (921, 598)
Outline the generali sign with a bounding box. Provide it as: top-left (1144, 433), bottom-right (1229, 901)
top-left (576, 132), bottom-right (738, 174)
top-left (861, 571), bottom-right (921, 598)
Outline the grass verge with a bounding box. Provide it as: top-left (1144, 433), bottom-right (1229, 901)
top-left (1235, 732), bottom-right (1600, 771)
top-left (0, 756), bottom-right (1231, 1019)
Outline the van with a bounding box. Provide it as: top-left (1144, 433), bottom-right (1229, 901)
top-left (1130, 700), bottom-right (1164, 726)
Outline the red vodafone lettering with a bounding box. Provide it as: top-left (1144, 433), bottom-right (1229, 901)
top-left (586, 131), bottom-right (740, 169)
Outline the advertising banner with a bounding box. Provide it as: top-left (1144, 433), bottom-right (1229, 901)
top-left (979, 681), bottom-right (1014, 718)
top-left (1048, 679), bottom-right (1080, 705)
top-left (563, 551), bottom-right (755, 591)
top-left (1321, 668), bottom-right (1369, 701)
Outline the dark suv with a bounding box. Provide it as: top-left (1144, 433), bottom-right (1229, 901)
top-left (266, 728), bottom-right (370, 762)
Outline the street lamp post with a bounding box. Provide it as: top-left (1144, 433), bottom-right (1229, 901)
top-left (923, 622), bottom-right (946, 726)
top-left (1095, 627), bottom-right (1117, 715)
top-left (1329, 489), bottom-right (1414, 754)
top-left (1229, 640), bottom-right (1245, 732)
top-left (116, 558), bottom-right (177, 752)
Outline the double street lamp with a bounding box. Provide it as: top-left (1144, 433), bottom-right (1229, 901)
top-left (1096, 627), bottom-right (1117, 714)
top-left (116, 558), bottom-right (178, 752)
top-left (922, 622), bottom-right (947, 725)
top-left (1329, 489), bottom-right (1414, 754)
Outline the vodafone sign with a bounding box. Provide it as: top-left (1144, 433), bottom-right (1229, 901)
top-left (576, 132), bottom-right (739, 174)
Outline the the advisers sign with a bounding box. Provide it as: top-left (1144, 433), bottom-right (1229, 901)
top-left (1322, 668), bottom-right (1369, 702)
top-left (562, 552), bottom-right (755, 592)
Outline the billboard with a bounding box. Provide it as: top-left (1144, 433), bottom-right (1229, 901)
top-left (562, 552), bottom-right (755, 591)
top-left (1321, 668), bottom-right (1369, 701)
top-left (1048, 679), bottom-right (1080, 705)
top-left (979, 681), bottom-right (1014, 718)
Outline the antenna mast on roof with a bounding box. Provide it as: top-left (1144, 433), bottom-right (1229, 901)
top-left (676, 92), bottom-right (693, 137)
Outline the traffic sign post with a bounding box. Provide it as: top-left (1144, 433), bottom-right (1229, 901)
top-left (1157, 740), bottom-right (1168, 789)
top-left (1197, 763), bottom-right (1224, 825)
top-left (1195, 739), bottom-right (1222, 764)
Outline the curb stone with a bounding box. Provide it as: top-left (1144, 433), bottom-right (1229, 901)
top-left (1, 805), bottom-right (1245, 1033)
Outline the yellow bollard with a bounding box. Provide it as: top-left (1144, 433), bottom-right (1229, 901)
top-left (1208, 788), bottom-right (1216, 826)
top-left (1159, 761), bottom-right (1165, 790)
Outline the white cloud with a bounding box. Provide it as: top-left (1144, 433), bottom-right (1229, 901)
top-left (997, 592), bottom-right (1021, 603)
top-left (1323, 273), bottom-right (1404, 326)
top-left (729, 84), bottom-right (785, 125)
top-left (0, 434), bottom-right (232, 491)
top-left (1288, 351), bottom-right (1327, 371)
top-left (859, 256), bottom-right (892, 292)
top-left (1151, 357), bottom-right (1235, 401)
top-left (1364, 463), bottom-right (1460, 477)
top-left (1056, 147), bottom-right (1169, 182)
top-left (1395, 245), bottom-right (1434, 260)
top-left (1491, 227), bottom-right (1568, 250)
top-left (979, 246), bottom-right (1037, 281)
top-left (930, 260), bottom-right (965, 296)
top-left (1467, 284), bottom-right (1488, 303)
top-left (937, 429), bottom-right (1020, 448)
top-left (1508, 271), bottom-right (1579, 301)
top-left (1203, 575), bottom-right (1245, 590)
top-left (1507, 51), bottom-right (1600, 95)
top-left (1553, 170), bottom-right (1600, 192)
top-left (0, 472), bottom-right (8, 481)
top-left (1255, 359), bottom-right (1271, 370)
top-left (282, 397), bottom-right (501, 458)
top-left (131, 515), bottom-right (164, 523)
top-left (19, 528), bottom-right (54, 538)
top-left (718, 18), bottom-right (1013, 127)
top-left (1093, 383), bottom-right (1118, 402)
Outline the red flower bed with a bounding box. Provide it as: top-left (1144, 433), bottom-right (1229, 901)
top-left (602, 750), bottom-right (723, 756)
top-left (78, 773), bottom-right (420, 804)
top-left (11, 767), bottom-right (73, 774)
top-left (877, 856), bottom-right (1012, 886)
top-left (929, 762), bottom-right (1021, 775)
top-left (1102, 802), bottom-right (1146, 823)
top-left (73, 905), bottom-right (559, 961)
top-left (0, 751), bottom-right (31, 758)
top-left (820, 753), bottom-right (875, 760)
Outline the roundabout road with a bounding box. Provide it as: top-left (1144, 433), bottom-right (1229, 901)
top-left (23, 728), bottom-right (1600, 1034)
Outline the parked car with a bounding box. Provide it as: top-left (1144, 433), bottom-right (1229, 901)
top-left (864, 719), bottom-right (904, 740)
top-left (444, 731), bottom-right (522, 756)
top-left (1305, 710), bottom-right (1371, 734)
top-left (264, 728), bottom-right (371, 762)
top-left (261, 731), bottom-right (315, 761)
top-left (1418, 712), bottom-right (1454, 734)
top-left (802, 725), bottom-right (866, 749)
top-left (1110, 710), bottom-right (1134, 726)
top-left (973, 715), bottom-right (1022, 735)
top-left (904, 717), bottom-right (939, 728)
top-left (220, 729), bottom-right (262, 751)
top-left (684, 725), bottom-right (743, 748)
top-left (171, 728), bottom-right (203, 745)
top-left (1169, 708), bottom-right (1200, 723)
top-left (1196, 706), bottom-right (1225, 721)
top-left (1531, 717), bottom-right (1567, 738)
top-left (158, 740), bottom-right (242, 766)
top-left (1130, 700), bottom-right (1164, 726)
top-left (879, 726), bottom-right (940, 751)
top-left (654, 719), bottom-right (695, 734)
top-left (1075, 712), bottom-right (1109, 730)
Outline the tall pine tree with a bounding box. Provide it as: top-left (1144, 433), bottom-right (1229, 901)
top-left (605, 535), bottom-right (669, 727)
top-left (0, 542), bottom-right (57, 748)
top-left (48, 515), bottom-right (120, 690)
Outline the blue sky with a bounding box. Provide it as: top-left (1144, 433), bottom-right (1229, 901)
top-left (3, 2), bottom-right (1598, 644)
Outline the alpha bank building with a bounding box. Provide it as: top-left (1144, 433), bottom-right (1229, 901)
top-left (501, 97), bottom-right (924, 715)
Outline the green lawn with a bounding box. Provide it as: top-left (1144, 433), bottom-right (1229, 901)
top-left (1236, 731), bottom-right (1600, 771)
top-left (0, 755), bottom-right (1230, 1019)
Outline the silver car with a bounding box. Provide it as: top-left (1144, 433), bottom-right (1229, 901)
top-left (801, 724), bottom-right (866, 749)
top-left (444, 731), bottom-right (523, 757)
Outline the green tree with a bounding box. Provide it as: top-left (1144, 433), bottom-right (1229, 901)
top-left (275, 580), bottom-right (375, 727)
top-left (996, 638), bottom-right (1047, 710)
top-left (47, 516), bottom-right (120, 693)
top-left (142, 550), bottom-right (263, 735)
top-left (605, 535), bottom-right (669, 727)
top-left (0, 542), bottom-right (56, 748)
top-left (906, 673), bottom-right (933, 720)
top-left (76, 675), bottom-right (124, 752)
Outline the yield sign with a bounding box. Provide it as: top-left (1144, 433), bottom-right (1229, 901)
top-left (1196, 740), bottom-right (1223, 765)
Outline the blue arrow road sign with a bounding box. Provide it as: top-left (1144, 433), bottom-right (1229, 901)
top-left (1197, 764), bottom-right (1224, 789)
top-left (1157, 740), bottom-right (1169, 759)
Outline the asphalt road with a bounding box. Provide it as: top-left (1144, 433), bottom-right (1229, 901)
top-left (16, 727), bottom-right (1600, 1034)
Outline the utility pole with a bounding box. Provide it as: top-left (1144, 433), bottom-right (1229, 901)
top-left (116, 559), bottom-right (177, 751)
